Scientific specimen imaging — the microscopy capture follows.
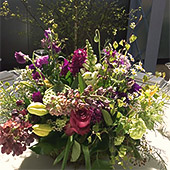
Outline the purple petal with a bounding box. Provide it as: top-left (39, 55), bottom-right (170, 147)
top-left (15, 51), bottom-right (28, 64)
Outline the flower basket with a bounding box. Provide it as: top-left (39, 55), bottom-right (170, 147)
top-left (0, 28), bottom-right (169, 170)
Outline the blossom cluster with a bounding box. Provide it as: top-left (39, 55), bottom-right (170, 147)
top-left (0, 28), bottom-right (169, 170)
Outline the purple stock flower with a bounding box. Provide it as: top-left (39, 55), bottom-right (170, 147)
top-left (130, 82), bottom-right (141, 93)
top-left (32, 91), bottom-right (43, 102)
top-left (52, 43), bottom-right (61, 53)
top-left (15, 51), bottom-right (28, 64)
top-left (44, 28), bottom-right (51, 39)
top-left (32, 72), bottom-right (45, 81)
top-left (70, 48), bottom-right (87, 76)
top-left (60, 59), bottom-right (70, 76)
top-left (91, 108), bottom-right (102, 124)
top-left (29, 64), bottom-right (36, 70)
top-left (36, 55), bottom-right (49, 68)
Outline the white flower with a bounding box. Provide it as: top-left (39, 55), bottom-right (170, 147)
top-left (133, 92), bottom-right (139, 97)
top-left (114, 68), bottom-right (120, 73)
top-left (130, 68), bottom-right (137, 75)
top-left (128, 53), bottom-right (135, 62)
top-left (120, 68), bottom-right (127, 74)
top-left (94, 63), bottom-right (102, 71)
top-left (128, 93), bottom-right (134, 100)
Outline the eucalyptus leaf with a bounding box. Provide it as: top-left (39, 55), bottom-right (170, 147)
top-left (71, 140), bottom-right (81, 162)
top-left (102, 109), bottom-right (113, 126)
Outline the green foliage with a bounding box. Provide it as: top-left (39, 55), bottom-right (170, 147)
top-left (0, 0), bottom-right (129, 53)
top-left (129, 118), bottom-right (146, 140)
top-left (102, 109), bottom-right (113, 126)
top-left (71, 140), bottom-right (81, 162)
top-left (92, 159), bottom-right (112, 170)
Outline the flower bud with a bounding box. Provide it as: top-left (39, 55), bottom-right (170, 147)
top-left (32, 124), bottom-right (52, 137)
top-left (27, 102), bottom-right (48, 116)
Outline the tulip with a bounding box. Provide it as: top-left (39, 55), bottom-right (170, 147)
top-left (32, 124), bottom-right (52, 137)
top-left (27, 102), bottom-right (48, 116)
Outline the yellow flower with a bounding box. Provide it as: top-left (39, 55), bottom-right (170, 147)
top-left (44, 79), bottom-right (53, 88)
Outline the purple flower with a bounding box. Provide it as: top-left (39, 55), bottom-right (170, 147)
top-left (32, 72), bottom-right (45, 81)
top-left (129, 82), bottom-right (141, 93)
top-left (32, 91), bottom-right (43, 102)
top-left (52, 43), bottom-right (61, 53)
top-left (36, 55), bottom-right (49, 68)
top-left (16, 100), bottom-right (24, 106)
top-left (15, 51), bottom-right (28, 64)
top-left (29, 64), bottom-right (36, 70)
top-left (44, 28), bottom-right (51, 39)
top-left (91, 108), bottom-right (102, 124)
top-left (119, 55), bottom-right (131, 70)
top-left (70, 48), bottom-right (87, 76)
top-left (60, 59), bottom-right (70, 76)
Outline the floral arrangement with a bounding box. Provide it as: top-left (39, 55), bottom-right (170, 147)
top-left (0, 28), bottom-right (169, 170)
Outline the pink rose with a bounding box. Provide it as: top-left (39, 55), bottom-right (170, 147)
top-left (65, 108), bottom-right (92, 136)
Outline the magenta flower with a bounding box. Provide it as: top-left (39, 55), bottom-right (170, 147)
top-left (60, 59), bottom-right (70, 76)
top-left (32, 72), bottom-right (45, 81)
top-left (70, 48), bottom-right (87, 76)
top-left (52, 43), bottom-right (61, 53)
top-left (32, 91), bottom-right (43, 102)
top-left (36, 55), bottom-right (49, 68)
top-left (15, 51), bottom-right (28, 64)
top-left (44, 28), bottom-right (51, 39)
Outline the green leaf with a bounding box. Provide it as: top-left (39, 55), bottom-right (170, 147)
top-left (119, 40), bottom-right (124, 46)
top-left (114, 136), bottom-right (125, 146)
top-left (61, 136), bottom-right (73, 170)
top-left (70, 140), bottom-right (81, 162)
top-left (113, 41), bottom-right (118, 49)
top-left (102, 109), bottom-right (113, 126)
top-left (125, 43), bottom-right (131, 51)
top-left (71, 76), bottom-right (78, 89)
top-left (129, 118), bottom-right (146, 140)
top-left (142, 75), bottom-right (149, 83)
top-left (78, 73), bottom-right (86, 93)
top-left (53, 150), bottom-right (65, 165)
top-left (129, 34), bottom-right (137, 43)
top-left (92, 159), bottom-right (112, 170)
top-left (82, 145), bottom-right (91, 170)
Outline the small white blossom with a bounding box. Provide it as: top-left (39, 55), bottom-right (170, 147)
top-left (120, 68), bottom-right (127, 74)
top-left (128, 93), bottom-right (134, 100)
top-left (133, 92), bottom-right (139, 97)
top-left (130, 68), bottom-right (137, 75)
top-left (114, 68), bottom-right (120, 73)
